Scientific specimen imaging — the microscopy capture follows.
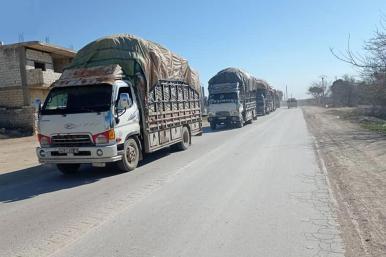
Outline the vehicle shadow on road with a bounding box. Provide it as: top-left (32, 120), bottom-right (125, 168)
top-left (0, 148), bottom-right (175, 204)
top-left (0, 164), bottom-right (123, 203)
top-left (202, 125), bottom-right (235, 134)
top-left (139, 147), bottom-right (171, 166)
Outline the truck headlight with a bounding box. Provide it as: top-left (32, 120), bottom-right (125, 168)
top-left (95, 134), bottom-right (108, 144)
top-left (38, 134), bottom-right (51, 147)
top-left (92, 129), bottom-right (115, 145)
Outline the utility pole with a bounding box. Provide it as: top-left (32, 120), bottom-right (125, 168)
top-left (285, 85), bottom-right (288, 100)
top-left (320, 75), bottom-right (327, 105)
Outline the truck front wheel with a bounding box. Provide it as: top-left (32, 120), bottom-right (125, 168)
top-left (117, 138), bottom-right (139, 172)
top-left (57, 164), bottom-right (80, 175)
top-left (176, 126), bottom-right (190, 150)
top-left (236, 117), bottom-right (244, 128)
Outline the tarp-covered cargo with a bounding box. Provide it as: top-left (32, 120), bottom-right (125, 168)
top-left (65, 34), bottom-right (200, 94)
top-left (254, 79), bottom-right (270, 90)
top-left (208, 67), bottom-right (266, 92)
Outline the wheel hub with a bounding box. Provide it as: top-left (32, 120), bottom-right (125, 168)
top-left (127, 145), bottom-right (136, 162)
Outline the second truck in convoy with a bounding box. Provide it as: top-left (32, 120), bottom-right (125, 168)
top-left (35, 35), bottom-right (202, 173)
top-left (207, 68), bottom-right (258, 129)
top-left (207, 68), bottom-right (280, 129)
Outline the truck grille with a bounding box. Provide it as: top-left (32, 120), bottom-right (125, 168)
top-left (216, 111), bottom-right (230, 117)
top-left (51, 134), bottom-right (93, 147)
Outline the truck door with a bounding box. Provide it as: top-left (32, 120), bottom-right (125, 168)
top-left (115, 85), bottom-right (140, 139)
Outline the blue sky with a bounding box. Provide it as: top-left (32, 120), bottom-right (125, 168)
top-left (1, 0), bottom-right (385, 98)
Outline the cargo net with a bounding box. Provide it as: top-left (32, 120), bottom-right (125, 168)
top-left (242, 91), bottom-right (257, 111)
top-left (147, 81), bottom-right (201, 131)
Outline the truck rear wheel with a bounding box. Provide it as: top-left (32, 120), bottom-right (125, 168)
top-left (117, 138), bottom-right (139, 172)
top-left (176, 126), bottom-right (190, 150)
top-left (57, 164), bottom-right (80, 175)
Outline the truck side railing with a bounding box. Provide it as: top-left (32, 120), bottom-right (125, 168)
top-left (144, 80), bottom-right (202, 151)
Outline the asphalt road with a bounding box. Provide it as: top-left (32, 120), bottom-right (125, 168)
top-left (0, 108), bottom-right (344, 257)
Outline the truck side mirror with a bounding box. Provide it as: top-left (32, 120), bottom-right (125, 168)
top-left (33, 98), bottom-right (42, 112)
top-left (118, 93), bottom-right (132, 110)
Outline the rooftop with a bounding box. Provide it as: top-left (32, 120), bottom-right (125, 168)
top-left (0, 41), bottom-right (76, 58)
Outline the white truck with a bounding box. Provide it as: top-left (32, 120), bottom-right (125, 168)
top-left (35, 35), bottom-right (202, 174)
top-left (207, 68), bottom-right (259, 129)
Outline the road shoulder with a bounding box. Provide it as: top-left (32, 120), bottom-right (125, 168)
top-left (303, 106), bottom-right (386, 257)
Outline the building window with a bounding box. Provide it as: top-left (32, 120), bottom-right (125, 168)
top-left (34, 62), bottom-right (46, 71)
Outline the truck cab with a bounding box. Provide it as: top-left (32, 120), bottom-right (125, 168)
top-left (35, 64), bottom-right (201, 174)
top-left (207, 83), bottom-right (244, 129)
top-left (36, 79), bottom-right (139, 173)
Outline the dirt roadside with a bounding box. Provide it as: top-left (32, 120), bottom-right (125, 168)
top-left (303, 106), bottom-right (386, 257)
top-left (0, 136), bottom-right (39, 175)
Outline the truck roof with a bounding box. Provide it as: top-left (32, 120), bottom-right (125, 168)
top-left (54, 64), bottom-right (123, 87)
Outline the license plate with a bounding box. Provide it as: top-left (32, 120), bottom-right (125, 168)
top-left (58, 147), bottom-right (79, 154)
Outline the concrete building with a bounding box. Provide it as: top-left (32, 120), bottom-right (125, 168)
top-left (0, 41), bottom-right (76, 130)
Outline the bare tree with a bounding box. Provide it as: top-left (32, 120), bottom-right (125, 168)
top-left (330, 16), bottom-right (386, 112)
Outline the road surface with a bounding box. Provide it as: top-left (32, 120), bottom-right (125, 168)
top-left (0, 108), bottom-right (344, 257)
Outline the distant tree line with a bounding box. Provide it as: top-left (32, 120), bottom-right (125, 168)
top-left (308, 16), bottom-right (386, 117)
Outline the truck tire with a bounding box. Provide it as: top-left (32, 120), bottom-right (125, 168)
top-left (57, 164), bottom-right (80, 175)
top-left (210, 122), bottom-right (216, 130)
top-left (176, 126), bottom-right (190, 150)
top-left (236, 117), bottom-right (244, 128)
top-left (117, 138), bottom-right (139, 172)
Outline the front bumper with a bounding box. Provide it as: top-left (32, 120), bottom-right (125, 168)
top-left (36, 144), bottom-right (123, 164)
top-left (208, 116), bottom-right (241, 124)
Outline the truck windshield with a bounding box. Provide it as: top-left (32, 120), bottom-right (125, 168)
top-left (41, 84), bottom-right (112, 115)
top-left (209, 92), bottom-right (238, 104)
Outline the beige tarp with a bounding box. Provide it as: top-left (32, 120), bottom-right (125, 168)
top-left (208, 67), bottom-right (268, 92)
top-left (66, 34), bottom-right (200, 94)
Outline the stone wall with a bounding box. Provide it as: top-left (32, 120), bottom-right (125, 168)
top-left (0, 106), bottom-right (34, 131)
top-left (0, 47), bottom-right (25, 107)
top-left (25, 48), bottom-right (54, 71)
top-left (0, 48), bottom-right (22, 88)
top-left (0, 87), bottom-right (25, 108)
top-left (29, 87), bottom-right (50, 104)
top-left (26, 69), bottom-right (61, 87)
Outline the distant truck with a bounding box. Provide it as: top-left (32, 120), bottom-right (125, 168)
top-left (264, 88), bottom-right (283, 113)
top-left (255, 79), bottom-right (271, 116)
top-left (34, 35), bottom-right (202, 174)
top-left (274, 90), bottom-right (283, 109)
top-left (287, 98), bottom-right (298, 108)
top-left (255, 89), bottom-right (266, 115)
top-left (207, 68), bottom-right (259, 129)
top-left (265, 87), bottom-right (275, 113)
